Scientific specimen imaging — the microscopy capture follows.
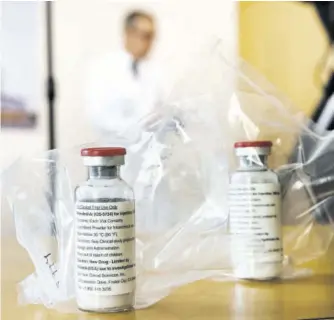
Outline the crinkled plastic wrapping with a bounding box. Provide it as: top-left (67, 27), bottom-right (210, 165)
top-left (3, 41), bottom-right (334, 312)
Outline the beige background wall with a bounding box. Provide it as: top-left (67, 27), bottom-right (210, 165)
top-left (239, 2), bottom-right (328, 117)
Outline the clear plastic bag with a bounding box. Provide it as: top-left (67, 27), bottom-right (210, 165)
top-left (3, 40), bottom-right (334, 312)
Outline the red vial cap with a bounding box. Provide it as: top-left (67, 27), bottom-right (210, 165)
top-left (81, 147), bottom-right (126, 157)
top-left (234, 141), bottom-right (272, 148)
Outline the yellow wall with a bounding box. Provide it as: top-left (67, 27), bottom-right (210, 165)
top-left (239, 2), bottom-right (328, 116)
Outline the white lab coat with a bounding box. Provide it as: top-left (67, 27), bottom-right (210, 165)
top-left (86, 50), bottom-right (163, 144)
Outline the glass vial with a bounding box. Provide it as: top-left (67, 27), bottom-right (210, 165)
top-left (75, 147), bottom-right (135, 312)
top-left (228, 141), bottom-right (283, 280)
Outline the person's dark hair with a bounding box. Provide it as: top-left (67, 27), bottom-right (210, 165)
top-left (124, 10), bottom-right (154, 29)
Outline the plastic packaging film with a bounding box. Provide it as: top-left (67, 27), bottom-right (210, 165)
top-left (2, 40), bottom-right (334, 312)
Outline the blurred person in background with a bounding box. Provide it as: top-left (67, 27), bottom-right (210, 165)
top-left (86, 10), bottom-right (163, 143)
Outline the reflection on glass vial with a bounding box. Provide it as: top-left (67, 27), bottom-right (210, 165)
top-left (229, 141), bottom-right (283, 280)
top-left (75, 147), bottom-right (135, 313)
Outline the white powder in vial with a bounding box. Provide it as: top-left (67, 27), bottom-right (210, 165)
top-left (229, 141), bottom-right (283, 280)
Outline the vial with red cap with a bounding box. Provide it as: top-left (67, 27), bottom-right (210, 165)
top-left (228, 141), bottom-right (283, 280)
top-left (75, 147), bottom-right (135, 313)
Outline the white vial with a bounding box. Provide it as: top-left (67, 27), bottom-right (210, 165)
top-left (229, 141), bottom-right (283, 280)
top-left (75, 147), bottom-right (135, 313)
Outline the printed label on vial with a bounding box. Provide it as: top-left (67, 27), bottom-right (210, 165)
top-left (228, 183), bottom-right (283, 264)
top-left (75, 201), bottom-right (135, 295)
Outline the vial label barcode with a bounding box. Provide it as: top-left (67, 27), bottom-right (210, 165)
top-left (228, 183), bottom-right (283, 264)
top-left (76, 201), bottom-right (135, 295)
